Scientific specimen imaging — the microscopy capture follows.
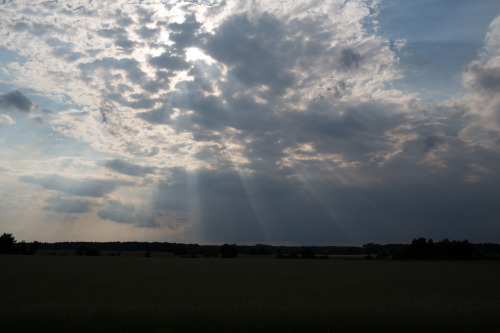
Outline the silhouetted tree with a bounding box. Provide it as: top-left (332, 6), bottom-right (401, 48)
top-left (17, 241), bottom-right (28, 254)
top-left (399, 238), bottom-right (477, 260)
top-left (249, 244), bottom-right (272, 255)
top-left (0, 233), bottom-right (16, 254)
top-left (406, 237), bottom-right (435, 259)
top-left (301, 247), bottom-right (315, 259)
top-left (220, 244), bottom-right (238, 258)
top-left (29, 241), bottom-right (40, 255)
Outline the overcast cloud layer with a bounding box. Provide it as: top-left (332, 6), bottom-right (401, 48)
top-left (1, 0), bottom-right (500, 245)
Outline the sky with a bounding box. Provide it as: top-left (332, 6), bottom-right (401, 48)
top-left (1, 0), bottom-right (500, 245)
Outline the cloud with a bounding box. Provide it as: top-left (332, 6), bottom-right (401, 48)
top-left (461, 15), bottom-right (500, 130)
top-left (98, 200), bottom-right (135, 224)
top-left (151, 145), bottom-right (500, 243)
top-left (148, 52), bottom-right (191, 71)
top-left (78, 57), bottom-right (146, 85)
top-left (204, 13), bottom-right (296, 96)
top-left (0, 90), bottom-right (36, 113)
top-left (98, 199), bottom-right (160, 228)
top-left (135, 26), bottom-right (159, 39)
top-left (0, 114), bottom-right (15, 125)
top-left (167, 14), bottom-right (203, 52)
top-left (339, 48), bottom-right (362, 70)
top-left (42, 196), bottom-right (94, 213)
top-left (97, 26), bottom-right (136, 53)
top-left (19, 174), bottom-right (130, 197)
top-left (465, 63), bottom-right (500, 94)
top-left (104, 159), bottom-right (156, 177)
top-left (2, 1), bottom-right (500, 244)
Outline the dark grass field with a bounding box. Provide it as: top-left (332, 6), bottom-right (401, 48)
top-left (1, 256), bottom-right (499, 332)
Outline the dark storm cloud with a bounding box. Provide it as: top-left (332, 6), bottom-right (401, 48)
top-left (0, 90), bottom-right (35, 113)
top-left (98, 200), bottom-right (159, 227)
top-left (96, 25), bottom-right (137, 53)
top-left (154, 168), bottom-right (346, 243)
top-left (204, 13), bottom-right (296, 95)
top-left (98, 200), bottom-right (135, 224)
top-left (187, 63), bottom-right (221, 93)
top-left (137, 62), bottom-right (223, 125)
top-left (421, 135), bottom-right (443, 152)
top-left (136, 105), bottom-right (173, 125)
top-left (154, 141), bottom-right (500, 244)
top-left (138, 11), bottom-right (379, 142)
top-left (137, 78), bottom-right (227, 129)
top-left (19, 174), bottom-right (131, 197)
top-left (139, 70), bottom-right (280, 139)
top-left (46, 38), bottom-right (85, 62)
top-left (466, 63), bottom-right (500, 94)
top-left (115, 9), bottom-right (134, 27)
top-left (138, 11), bottom-right (370, 136)
top-left (339, 48), bottom-right (362, 70)
top-left (167, 14), bottom-right (203, 51)
top-left (104, 159), bottom-right (156, 177)
top-left (288, 103), bottom-right (406, 159)
top-left (146, 71), bottom-right (500, 243)
top-left (42, 197), bottom-right (93, 214)
top-left (151, 169), bottom-right (351, 243)
top-left (114, 38), bottom-right (136, 52)
top-left (148, 52), bottom-right (191, 70)
top-left (11, 21), bottom-right (30, 32)
top-left (135, 26), bottom-right (160, 39)
top-left (135, 7), bottom-right (155, 24)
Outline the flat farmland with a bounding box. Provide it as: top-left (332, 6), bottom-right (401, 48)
top-left (1, 256), bottom-right (499, 332)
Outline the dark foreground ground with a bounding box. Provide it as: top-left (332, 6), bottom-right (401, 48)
top-left (1, 256), bottom-right (499, 332)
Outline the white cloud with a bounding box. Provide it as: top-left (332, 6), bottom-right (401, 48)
top-left (462, 15), bottom-right (500, 132)
top-left (0, 114), bottom-right (15, 125)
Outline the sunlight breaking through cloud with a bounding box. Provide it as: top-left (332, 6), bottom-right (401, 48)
top-left (1, 0), bottom-right (500, 244)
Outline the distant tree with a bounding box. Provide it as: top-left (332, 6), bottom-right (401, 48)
top-left (400, 237), bottom-right (477, 260)
top-left (250, 244), bottom-right (272, 255)
top-left (0, 233), bottom-right (16, 254)
top-left (436, 239), bottom-right (475, 260)
top-left (405, 237), bottom-right (435, 259)
top-left (17, 241), bottom-right (28, 255)
top-left (29, 241), bottom-right (40, 255)
top-left (301, 247), bottom-right (315, 259)
top-left (343, 246), bottom-right (361, 255)
top-left (220, 244), bottom-right (238, 258)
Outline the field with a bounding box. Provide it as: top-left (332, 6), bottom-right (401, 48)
top-left (1, 256), bottom-right (499, 332)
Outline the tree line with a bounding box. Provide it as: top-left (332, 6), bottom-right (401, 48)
top-left (378, 237), bottom-right (493, 260)
top-left (0, 233), bottom-right (40, 255)
top-left (2, 232), bottom-right (500, 259)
